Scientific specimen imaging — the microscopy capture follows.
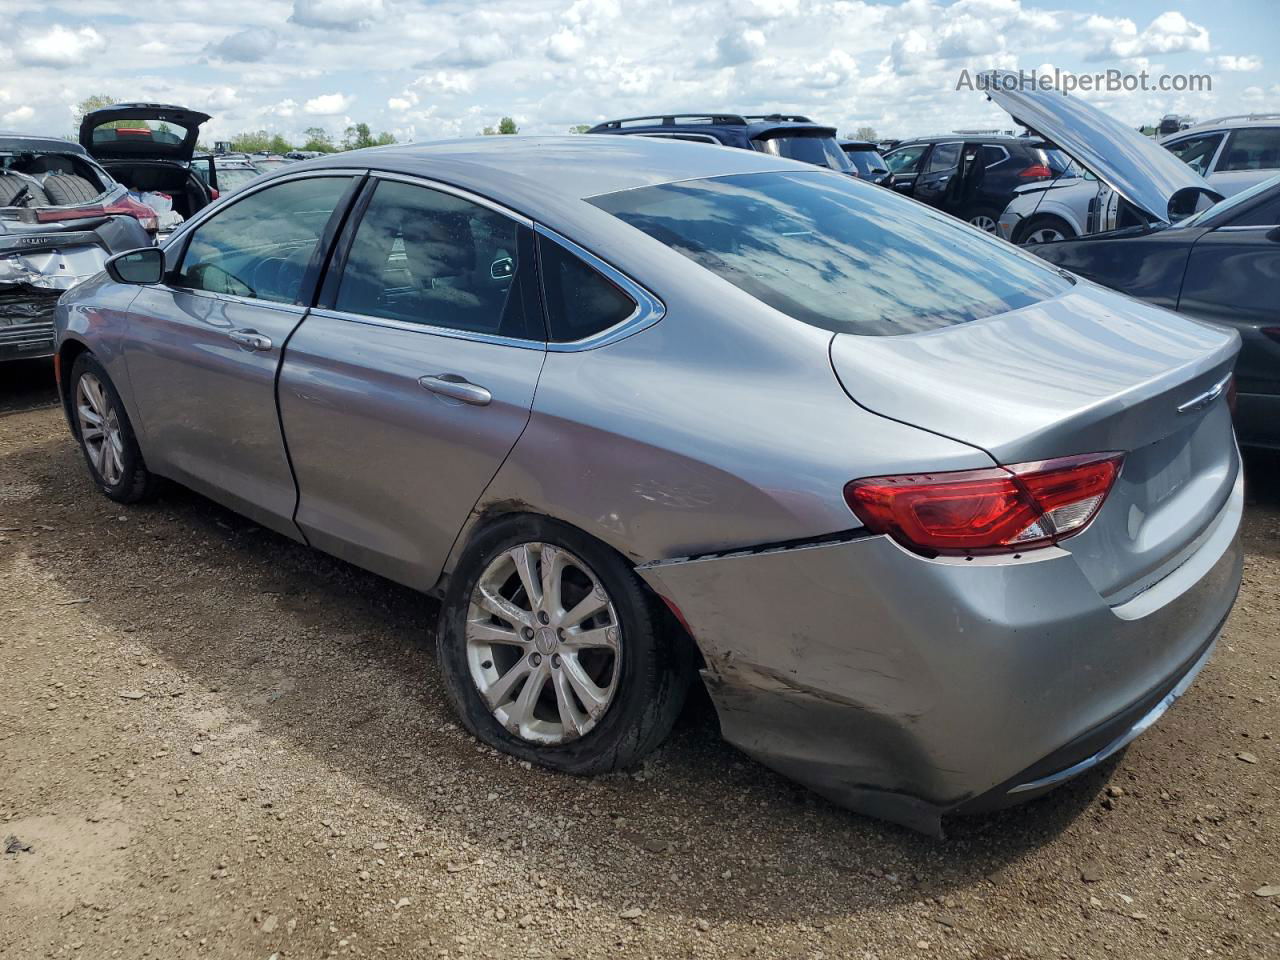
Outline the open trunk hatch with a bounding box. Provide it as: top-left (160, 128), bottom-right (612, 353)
top-left (79, 104), bottom-right (210, 164)
top-left (830, 284), bottom-right (1240, 598)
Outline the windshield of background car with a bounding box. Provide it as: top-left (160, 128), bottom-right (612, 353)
top-left (846, 149), bottom-right (889, 177)
top-left (885, 144), bottom-right (926, 173)
top-left (591, 171), bottom-right (1071, 336)
top-left (753, 133), bottom-right (853, 172)
top-left (1042, 148), bottom-right (1072, 174)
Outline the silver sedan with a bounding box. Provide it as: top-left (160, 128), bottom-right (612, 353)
top-left (53, 136), bottom-right (1243, 835)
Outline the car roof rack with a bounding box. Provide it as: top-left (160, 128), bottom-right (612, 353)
top-left (744, 114), bottom-right (813, 123)
top-left (590, 114), bottom-right (749, 131)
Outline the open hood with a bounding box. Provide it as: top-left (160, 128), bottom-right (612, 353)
top-left (79, 103), bottom-right (210, 164)
top-left (977, 71), bottom-right (1220, 224)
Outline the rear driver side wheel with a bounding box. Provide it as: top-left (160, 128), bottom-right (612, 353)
top-left (70, 353), bottom-right (157, 503)
top-left (437, 515), bottom-right (691, 774)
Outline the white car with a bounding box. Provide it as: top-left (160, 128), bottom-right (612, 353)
top-left (996, 166), bottom-right (1102, 243)
top-left (1161, 114), bottom-right (1280, 197)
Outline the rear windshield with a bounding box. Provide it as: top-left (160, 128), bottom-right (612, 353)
top-left (91, 119), bottom-right (189, 148)
top-left (591, 171), bottom-right (1070, 337)
top-left (845, 148), bottom-right (889, 177)
top-left (752, 134), bottom-right (852, 172)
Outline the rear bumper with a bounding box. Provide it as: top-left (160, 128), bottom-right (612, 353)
top-left (639, 469), bottom-right (1244, 835)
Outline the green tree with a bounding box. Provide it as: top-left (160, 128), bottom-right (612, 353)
top-left (231, 129), bottom-right (272, 153)
top-left (852, 125), bottom-right (878, 141)
top-left (481, 117), bottom-right (519, 135)
top-left (569, 124), bottom-right (592, 134)
top-left (73, 94), bottom-right (118, 133)
top-left (267, 133), bottom-right (294, 154)
top-left (373, 131), bottom-right (396, 146)
top-left (301, 126), bottom-right (336, 153)
top-left (342, 122), bottom-right (377, 150)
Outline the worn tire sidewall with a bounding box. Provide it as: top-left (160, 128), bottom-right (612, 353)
top-left (437, 515), bottom-right (664, 773)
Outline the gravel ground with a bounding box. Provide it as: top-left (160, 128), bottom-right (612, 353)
top-left (2, 357), bottom-right (1278, 959)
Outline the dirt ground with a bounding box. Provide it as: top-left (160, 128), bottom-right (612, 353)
top-left (2, 356), bottom-right (1278, 960)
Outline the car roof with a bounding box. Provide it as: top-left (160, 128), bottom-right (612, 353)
top-left (889, 134), bottom-right (1036, 147)
top-left (1164, 114), bottom-right (1280, 137)
top-left (0, 133), bottom-right (91, 156)
top-left (588, 113), bottom-right (837, 139)
top-left (293, 135), bottom-right (803, 206)
top-left (838, 140), bottom-right (881, 150)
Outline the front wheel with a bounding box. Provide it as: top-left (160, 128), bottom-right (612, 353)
top-left (436, 516), bottom-right (690, 774)
top-left (1018, 214), bottom-right (1076, 245)
top-left (965, 206), bottom-right (1001, 233)
top-left (70, 353), bottom-right (157, 503)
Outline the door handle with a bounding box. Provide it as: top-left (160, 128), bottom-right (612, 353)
top-left (418, 374), bottom-right (492, 406)
top-left (228, 329), bottom-right (273, 351)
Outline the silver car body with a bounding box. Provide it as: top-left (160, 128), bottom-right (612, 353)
top-left (1160, 115), bottom-right (1280, 198)
top-left (54, 137), bottom-right (1243, 834)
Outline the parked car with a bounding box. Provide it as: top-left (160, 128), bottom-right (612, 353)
top-left (80, 103), bottom-right (216, 226)
top-left (250, 155), bottom-right (291, 174)
top-left (970, 72), bottom-right (1275, 451)
top-left (1161, 114), bottom-right (1280, 197)
top-left (1, 131), bottom-right (155, 362)
top-left (587, 113), bottom-right (854, 173)
top-left (884, 135), bottom-right (1071, 231)
top-left (997, 165), bottom-right (1101, 243)
top-left (838, 139), bottom-right (894, 186)
top-left (54, 135), bottom-right (1242, 835)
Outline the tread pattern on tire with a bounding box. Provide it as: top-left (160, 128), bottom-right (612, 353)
top-left (0, 175), bottom-right (50, 208)
top-left (41, 174), bottom-right (101, 207)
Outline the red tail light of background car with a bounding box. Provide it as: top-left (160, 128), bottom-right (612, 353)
top-left (34, 194), bottom-right (159, 233)
top-left (844, 452), bottom-right (1124, 556)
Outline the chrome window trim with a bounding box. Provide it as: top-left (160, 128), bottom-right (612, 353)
top-left (534, 223), bottom-right (667, 353)
top-left (306, 306), bottom-right (546, 352)
top-left (366, 170), bottom-right (535, 226)
top-left (982, 144), bottom-right (1010, 169)
top-left (1215, 224), bottom-right (1279, 232)
top-left (631, 132), bottom-right (721, 145)
top-left (161, 167), bottom-right (367, 251)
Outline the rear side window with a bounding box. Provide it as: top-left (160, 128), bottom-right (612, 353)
top-left (845, 149), bottom-right (889, 177)
top-left (1166, 133), bottom-right (1224, 176)
top-left (591, 171), bottom-right (1071, 337)
top-left (538, 236), bottom-right (636, 343)
top-left (753, 134), bottom-right (852, 172)
top-left (334, 180), bottom-right (541, 341)
top-left (981, 145), bottom-right (1009, 167)
top-left (1220, 128), bottom-right (1280, 171)
top-left (174, 176), bottom-right (352, 303)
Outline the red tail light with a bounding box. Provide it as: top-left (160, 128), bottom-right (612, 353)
top-left (1225, 373), bottom-right (1238, 415)
top-left (34, 195), bottom-right (158, 233)
top-left (1019, 163), bottom-right (1052, 180)
top-left (844, 452), bottom-right (1123, 556)
top-left (210, 187), bottom-right (221, 201)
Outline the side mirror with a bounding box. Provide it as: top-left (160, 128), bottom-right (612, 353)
top-left (106, 246), bottom-right (164, 285)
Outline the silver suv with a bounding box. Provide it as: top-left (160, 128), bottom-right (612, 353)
top-left (1161, 114), bottom-right (1280, 197)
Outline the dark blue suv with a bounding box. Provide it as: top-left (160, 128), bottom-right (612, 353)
top-left (586, 113), bottom-right (854, 174)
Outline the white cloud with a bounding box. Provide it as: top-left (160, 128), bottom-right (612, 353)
top-left (388, 97), bottom-right (413, 112)
top-left (303, 92), bottom-right (353, 115)
top-left (1210, 54), bottom-right (1262, 72)
top-left (290, 0), bottom-right (385, 30)
top-left (15, 26), bottom-right (106, 67)
top-left (3, 105), bottom-right (35, 125)
top-left (1086, 11), bottom-right (1209, 61)
top-left (546, 28), bottom-right (585, 63)
top-left (1241, 85), bottom-right (1265, 103)
top-left (207, 28), bottom-right (278, 62)
top-left (435, 33), bottom-right (511, 68)
top-left (706, 27), bottom-right (767, 67)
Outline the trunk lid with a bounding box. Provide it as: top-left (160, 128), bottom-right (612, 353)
top-left (976, 70), bottom-right (1221, 224)
top-left (79, 103), bottom-right (210, 164)
top-left (830, 284), bottom-right (1240, 599)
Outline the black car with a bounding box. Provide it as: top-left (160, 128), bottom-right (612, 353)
top-left (79, 103), bottom-right (216, 224)
top-left (838, 139), bottom-right (893, 186)
top-left (587, 113), bottom-right (854, 174)
top-left (884, 135), bottom-right (1069, 232)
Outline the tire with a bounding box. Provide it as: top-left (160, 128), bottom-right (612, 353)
top-left (965, 205), bottom-right (1001, 233)
top-left (41, 174), bottom-right (100, 206)
top-left (437, 515), bottom-right (691, 774)
top-left (0, 175), bottom-right (49, 208)
top-left (1017, 214), bottom-right (1076, 245)
top-left (69, 353), bottom-right (157, 504)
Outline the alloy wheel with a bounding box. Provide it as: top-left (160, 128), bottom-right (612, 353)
top-left (76, 373), bottom-right (125, 487)
top-left (1025, 227), bottom-right (1066, 243)
top-left (969, 214), bottom-right (998, 232)
top-left (466, 542), bottom-right (621, 744)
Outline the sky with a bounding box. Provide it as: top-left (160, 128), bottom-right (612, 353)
top-left (0, 0), bottom-right (1276, 146)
